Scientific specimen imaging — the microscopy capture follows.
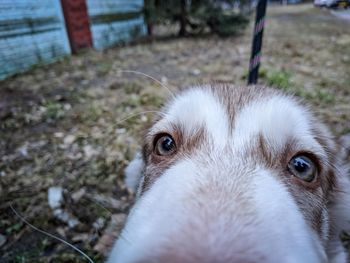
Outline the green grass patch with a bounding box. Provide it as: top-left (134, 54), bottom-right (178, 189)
top-left (265, 69), bottom-right (292, 90)
top-left (43, 101), bottom-right (65, 121)
top-left (296, 88), bottom-right (335, 104)
top-left (96, 62), bottom-right (113, 76)
top-left (314, 89), bottom-right (335, 104)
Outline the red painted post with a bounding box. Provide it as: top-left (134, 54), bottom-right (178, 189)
top-left (60, 0), bottom-right (93, 53)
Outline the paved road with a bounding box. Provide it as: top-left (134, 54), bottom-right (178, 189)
top-left (331, 9), bottom-right (350, 20)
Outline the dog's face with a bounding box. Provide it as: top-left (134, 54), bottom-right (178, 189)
top-left (108, 85), bottom-right (350, 263)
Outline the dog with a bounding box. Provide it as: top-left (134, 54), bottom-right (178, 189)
top-left (108, 84), bottom-right (350, 263)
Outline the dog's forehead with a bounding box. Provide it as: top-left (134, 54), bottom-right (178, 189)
top-left (155, 85), bottom-right (322, 152)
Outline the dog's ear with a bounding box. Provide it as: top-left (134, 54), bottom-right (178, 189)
top-left (124, 152), bottom-right (145, 196)
top-left (327, 133), bottom-right (350, 262)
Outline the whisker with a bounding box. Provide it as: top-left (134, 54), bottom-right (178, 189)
top-left (116, 110), bottom-right (165, 126)
top-left (118, 70), bottom-right (175, 98)
top-left (82, 195), bottom-right (113, 216)
top-left (9, 204), bottom-right (95, 263)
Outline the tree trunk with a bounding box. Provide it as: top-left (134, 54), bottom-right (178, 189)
top-left (147, 23), bottom-right (153, 36)
top-left (179, 0), bottom-right (187, 36)
top-left (145, 0), bottom-right (154, 36)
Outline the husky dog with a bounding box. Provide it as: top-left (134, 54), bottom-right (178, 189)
top-left (108, 85), bottom-right (350, 263)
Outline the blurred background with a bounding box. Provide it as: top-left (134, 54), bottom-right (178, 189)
top-left (0, 0), bottom-right (349, 262)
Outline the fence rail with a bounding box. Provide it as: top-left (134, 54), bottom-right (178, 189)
top-left (0, 0), bottom-right (146, 80)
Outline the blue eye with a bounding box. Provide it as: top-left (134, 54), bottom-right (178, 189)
top-left (155, 134), bottom-right (176, 156)
top-left (288, 155), bottom-right (317, 182)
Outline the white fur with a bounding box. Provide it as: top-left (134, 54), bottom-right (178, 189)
top-left (124, 152), bottom-right (144, 191)
top-left (252, 168), bottom-right (327, 262)
top-left (157, 87), bottom-right (230, 149)
top-left (233, 96), bottom-right (326, 160)
top-left (108, 160), bottom-right (199, 262)
top-left (108, 87), bottom-right (350, 263)
top-left (110, 159), bottom-right (327, 263)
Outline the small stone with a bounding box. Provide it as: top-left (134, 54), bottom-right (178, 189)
top-left (71, 188), bottom-right (86, 203)
top-left (17, 145), bottom-right (28, 157)
top-left (48, 186), bottom-right (64, 209)
top-left (54, 132), bottom-right (64, 138)
top-left (191, 68), bottom-right (201, 76)
top-left (90, 194), bottom-right (123, 210)
top-left (56, 227), bottom-right (67, 238)
top-left (63, 103), bottom-right (72, 110)
top-left (83, 145), bottom-right (99, 159)
top-left (93, 217), bottom-right (106, 231)
top-left (53, 209), bottom-right (79, 228)
top-left (63, 135), bottom-right (76, 145)
top-left (140, 115), bottom-right (148, 122)
top-left (30, 140), bottom-right (47, 149)
top-left (115, 128), bottom-right (126, 134)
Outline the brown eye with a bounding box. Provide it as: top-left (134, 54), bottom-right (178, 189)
top-left (154, 134), bottom-right (176, 156)
top-left (288, 155), bottom-right (317, 182)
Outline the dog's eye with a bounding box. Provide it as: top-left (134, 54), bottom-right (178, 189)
top-left (154, 134), bottom-right (176, 156)
top-left (288, 155), bottom-right (317, 182)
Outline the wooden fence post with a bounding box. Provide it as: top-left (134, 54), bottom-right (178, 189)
top-left (60, 0), bottom-right (93, 53)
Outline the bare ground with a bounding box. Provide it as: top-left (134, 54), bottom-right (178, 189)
top-left (0, 4), bottom-right (349, 262)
